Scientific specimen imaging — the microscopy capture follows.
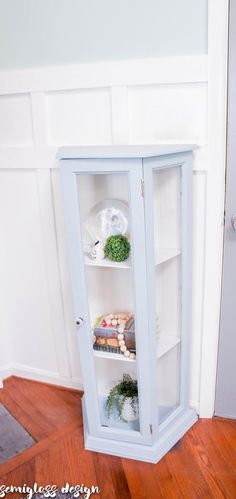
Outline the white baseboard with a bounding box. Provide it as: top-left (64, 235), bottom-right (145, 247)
top-left (0, 364), bottom-right (83, 391)
top-left (190, 399), bottom-right (200, 415)
top-left (0, 365), bottom-right (12, 388)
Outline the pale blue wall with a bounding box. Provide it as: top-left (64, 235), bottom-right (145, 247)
top-left (0, 0), bottom-right (208, 70)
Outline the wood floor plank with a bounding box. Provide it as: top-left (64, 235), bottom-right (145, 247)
top-left (165, 428), bottom-right (220, 499)
top-left (122, 458), bottom-right (164, 499)
top-left (152, 458), bottom-right (184, 499)
top-left (215, 419), bottom-right (236, 454)
top-left (6, 378), bottom-right (78, 429)
top-left (9, 376), bottom-right (82, 396)
top-left (163, 432), bottom-right (215, 499)
top-left (166, 445), bottom-right (213, 498)
top-left (0, 421), bottom-right (80, 478)
top-left (19, 458), bottom-right (36, 489)
top-left (34, 447), bottom-right (50, 486)
top-left (20, 380), bottom-right (82, 422)
top-left (185, 431), bottom-right (229, 499)
top-left (93, 452), bottom-right (131, 499)
top-left (194, 420), bottom-right (236, 474)
top-left (1, 384), bottom-right (56, 439)
top-left (211, 474), bottom-right (236, 499)
top-left (0, 465), bottom-right (24, 498)
top-left (34, 431), bottom-right (100, 493)
top-left (47, 439), bottom-right (70, 487)
top-left (1, 391), bottom-right (51, 441)
top-left (0, 438), bottom-right (50, 479)
top-left (1, 376), bottom-right (236, 499)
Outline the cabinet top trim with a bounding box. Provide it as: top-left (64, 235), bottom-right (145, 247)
top-left (57, 144), bottom-right (197, 160)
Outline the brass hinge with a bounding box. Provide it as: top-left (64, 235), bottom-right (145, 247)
top-left (141, 179), bottom-right (145, 197)
top-left (149, 424), bottom-right (153, 434)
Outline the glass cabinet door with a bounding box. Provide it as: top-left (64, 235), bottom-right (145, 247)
top-left (143, 153), bottom-right (192, 430)
top-left (60, 158), bottom-right (153, 445)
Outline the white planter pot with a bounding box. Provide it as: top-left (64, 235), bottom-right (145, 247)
top-left (122, 397), bottom-right (139, 422)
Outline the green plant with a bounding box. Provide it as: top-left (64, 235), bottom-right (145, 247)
top-left (104, 235), bottom-right (130, 262)
top-left (106, 373), bottom-right (138, 422)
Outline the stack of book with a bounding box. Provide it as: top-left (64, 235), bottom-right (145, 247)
top-left (93, 315), bottom-right (136, 356)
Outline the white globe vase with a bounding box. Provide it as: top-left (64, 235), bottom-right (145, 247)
top-left (122, 397), bottom-right (139, 422)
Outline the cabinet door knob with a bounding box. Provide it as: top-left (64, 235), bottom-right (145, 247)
top-left (75, 317), bottom-right (84, 327)
top-left (231, 214), bottom-right (236, 230)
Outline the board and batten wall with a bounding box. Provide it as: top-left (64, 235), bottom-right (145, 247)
top-left (0, 4), bottom-right (228, 416)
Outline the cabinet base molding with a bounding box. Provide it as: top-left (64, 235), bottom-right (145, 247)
top-left (82, 397), bottom-right (197, 463)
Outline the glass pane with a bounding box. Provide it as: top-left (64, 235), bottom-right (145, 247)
top-left (77, 172), bottom-right (140, 432)
top-left (152, 166), bottom-right (181, 424)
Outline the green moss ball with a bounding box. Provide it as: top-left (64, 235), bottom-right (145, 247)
top-left (104, 235), bottom-right (130, 262)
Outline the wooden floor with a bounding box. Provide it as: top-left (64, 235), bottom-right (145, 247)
top-left (0, 377), bottom-right (236, 498)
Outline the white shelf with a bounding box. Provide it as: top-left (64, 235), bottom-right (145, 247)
top-left (93, 334), bottom-right (180, 363)
top-left (85, 247), bottom-right (180, 269)
top-left (94, 350), bottom-right (135, 362)
top-left (84, 254), bottom-right (131, 269)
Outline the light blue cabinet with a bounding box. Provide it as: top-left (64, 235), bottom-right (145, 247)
top-left (58, 145), bottom-right (197, 463)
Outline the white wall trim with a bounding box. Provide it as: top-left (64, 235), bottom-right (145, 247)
top-left (199, 0), bottom-right (229, 417)
top-left (190, 170), bottom-right (207, 416)
top-left (0, 364), bottom-right (83, 390)
top-left (36, 168), bottom-right (72, 379)
top-left (0, 366), bottom-right (12, 388)
top-left (190, 399), bottom-right (199, 414)
top-left (0, 55), bottom-right (207, 95)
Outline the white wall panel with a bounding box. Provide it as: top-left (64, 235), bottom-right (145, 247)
top-left (190, 171), bottom-right (206, 410)
top-left (51, 169), bottom-right (82, 381)
top-left (128, 83), bottom-right (207, 145)
top-left (0, 169), bottom-right (58, 373)
top-left (0, 73), bottom-right (209, 400)
top-left (46, 88), bottom-right (112, 146)
top-left (0, 94), bottom-right (33, 146)
top-left (0, 53), bottom-right (224, 418)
